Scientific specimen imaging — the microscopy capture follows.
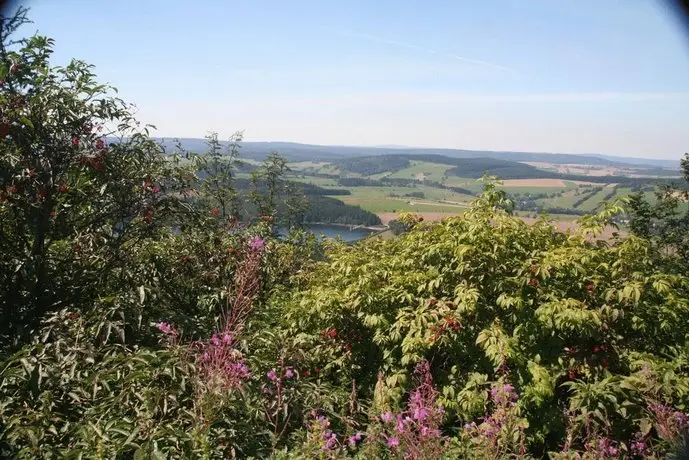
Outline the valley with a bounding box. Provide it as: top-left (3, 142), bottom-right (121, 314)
top-left (250, 143), bottom-right (685, 227)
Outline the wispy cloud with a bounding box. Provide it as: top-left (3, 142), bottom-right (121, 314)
top-left (323, 27), bottom-right (518, 74)
top-left (249, 90), bottom-right (689, 107)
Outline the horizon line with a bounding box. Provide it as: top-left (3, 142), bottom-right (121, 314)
top-left (149, 137), bottom-right (682, 164)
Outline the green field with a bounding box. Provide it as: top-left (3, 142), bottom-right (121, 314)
top-left (335, 186), bottom-right (468, 214)
top-left (576, 185), bottom-right (617, 211)
top-left (385, 161), bottom-right (456, 182)
top-left (237, 155), bottom-right (676, 222)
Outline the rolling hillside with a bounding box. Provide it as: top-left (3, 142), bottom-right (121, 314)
top-left (155, 139), bottom-right (681, 171)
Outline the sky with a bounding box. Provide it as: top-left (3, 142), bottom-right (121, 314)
top-left (13, 0), bottom-right (689, 159)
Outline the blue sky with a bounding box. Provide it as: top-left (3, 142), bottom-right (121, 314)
top-left (18, 0), bottom-right (689, 159)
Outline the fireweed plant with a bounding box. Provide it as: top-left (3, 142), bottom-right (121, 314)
top-left (3, 7), bottom-right (689, 460)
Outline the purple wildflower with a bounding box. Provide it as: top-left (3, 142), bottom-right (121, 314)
top-left (631, 440), bottom-right (648, 455)
top-left (222, 333), bottom-right (232, 344)
top-left (386, 437), bottom-right (400, 449)
top-left (396, 417), bottom-right (405, 433)
top-left (267, 369), bottom-right (277, 381)
top-left (285, 367), bottom-right (295, 379)
top-left (348, 432), bottom-right (362, 446)
top-left (249, 236), bottom-right (265, 251)
top-left (210, 334), bottom-right (221, 346)
top-left (324, 432), bottom-right (338, 450)
top-left (155, 322), bottom-right (175, 335)
top-left (381, 411), bottom-right (394, 423)
top-left (413, 407), bottom-right (429, 421)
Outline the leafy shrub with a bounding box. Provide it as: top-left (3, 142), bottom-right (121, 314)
top-left (2, 9), bottom-right (689, 459)
top-left (282, 186), bottom-right (689, 457)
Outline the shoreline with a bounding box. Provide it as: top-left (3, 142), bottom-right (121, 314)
top-left (302, 221), bottom-right (388, 232)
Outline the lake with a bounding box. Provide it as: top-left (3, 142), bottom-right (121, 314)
top-left (281, 224), bottom-right (378, 242)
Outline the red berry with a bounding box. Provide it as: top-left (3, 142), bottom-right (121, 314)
top-left (529, 278), bottom-right (540, 287)
top-left (210, 208), bottom-right (220, 217)
top-left (593, 346), bottom-right (600, 353)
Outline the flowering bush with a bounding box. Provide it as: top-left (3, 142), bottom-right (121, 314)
top-left (2, 8), bottom-right (689, 460)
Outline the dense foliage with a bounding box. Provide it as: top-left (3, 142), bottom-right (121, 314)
top-left (337, 155), bottom-right (411, 176)
top-left (1, 10), bottom-right (688, 459)
top-left (302, 195), bottom-right (382, 226)
top-left (627, 153), bottom-right (689, 262)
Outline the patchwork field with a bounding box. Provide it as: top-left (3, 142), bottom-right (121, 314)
top-left (501, 178), bottom-right (568, 187)
top-left (385, 161), bottom-right (456, 182)
top-left (279, 153), bottom-right (678, 230)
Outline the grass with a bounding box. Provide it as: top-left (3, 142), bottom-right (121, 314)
top-left (335, 187), bottom-right (468, 213)
top-left (385, 161), bottom-right (456, 182)
top-left (288, 161), bottom-right (331, 171)
top-left (577, 185), bottom-right (617, 211)
top-left (288, 175), bottom-right (341, 187)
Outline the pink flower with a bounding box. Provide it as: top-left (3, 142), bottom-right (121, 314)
top-left (249, 236), bottom-right (265, 251)
top-left (381, 411), bottom-right (394, 423)
top-left (155, 322), bottom-right (176, 335)
top-left (285, 367), bottom-right (295, 379)
top-left (222, 333), bottom-right (232, 344)
top-left (413, 407), bottom-right (429, 421)
top-left (267, 369), bottom-right (277, 381)
top-left (396, 417), bottom-right (405, 433)
top-left (348, 432), bottom-right (362, 446)
top-left (211, 334), bottom-right (221, 346)
top-left (386, 437), bottom-right (400, 449)
top-left (324, 432), bottom-right (338, 450)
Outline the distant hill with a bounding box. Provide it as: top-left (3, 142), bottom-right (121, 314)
top-left (152, 138), bottom-right (681, 170)
top-left (336, 154), bottom-right (674, 186)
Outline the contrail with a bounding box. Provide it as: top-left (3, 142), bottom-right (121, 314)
top-left (323, 27), bottom-right (518, 74)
